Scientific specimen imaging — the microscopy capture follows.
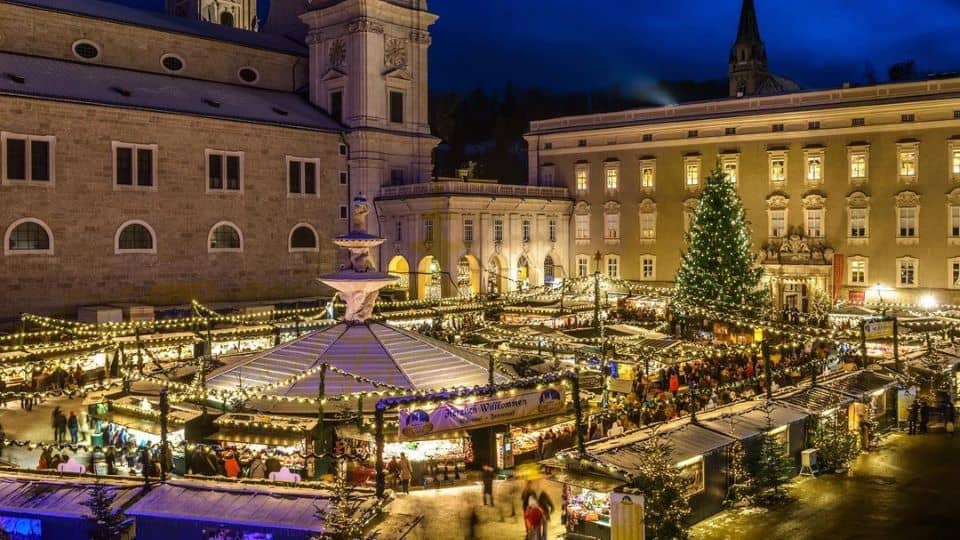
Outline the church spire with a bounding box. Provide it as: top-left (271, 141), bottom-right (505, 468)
top-left (734, 0), bottom-right (762, 45)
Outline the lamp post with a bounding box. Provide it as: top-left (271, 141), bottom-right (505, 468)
top-left (593, 250), bottom-right (602, 328)
top-left (159, 388), bottom-right (169, 483)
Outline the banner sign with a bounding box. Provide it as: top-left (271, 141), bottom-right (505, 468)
top-left (863, 320), bottom-right (894, 340)
top-left (398, 386), bottom-right (565, 440)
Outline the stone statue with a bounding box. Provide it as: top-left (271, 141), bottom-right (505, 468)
top-left (349, 247), bottom-right (375, 273)
top-left (352, 195), bottom-right (369, 232)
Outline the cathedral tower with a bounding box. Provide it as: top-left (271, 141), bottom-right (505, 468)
top-left (728, 0), bottom-right (768, 97)
top-left (166, 0), bottom-right (258, 30)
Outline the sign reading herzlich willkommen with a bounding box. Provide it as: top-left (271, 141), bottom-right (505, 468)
top-left (397, 387), bottom-right (565, 440)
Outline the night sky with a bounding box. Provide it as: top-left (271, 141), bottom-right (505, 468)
top-left (120, 0), bottom-right (960, 94)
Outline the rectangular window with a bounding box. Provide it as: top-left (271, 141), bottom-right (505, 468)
top-left (575, 215), bottom-right (590, 240)
top-left (898, 259), bottom-right (917, 287)
top-left (575, 165), bottom-right (589, 192)
top-left (724, 127), bottom-right (736, 135)
top-left (423, 218), bottom-right (434, 242)
top-left (577, 257), bottom-right (589, 277)
top-left (899, 149), bottom-right (917, 178)
top-left (849, 208), bottom-right (867, 237)
top-left (772, 123), bottom-right (784, 132)
top-left (2, 133), bottom-right (54, 184)
top-left (808, 121), bottom-right (820, 130)
top-left (330, 90), bottom-right (343, 123)
top-left (493, 217), bottom-right (504, 243)
top-left (770, 209), bottom-right (786, 238)
top-left (852, 117), bottom-right (865, 127)
top-left (952, 149), bottom-right (960, 176)
top-left (548, 219), bottom-right (557, 243)
top-left (605, 214), bottom-right (620, 240)
top-left (390, 168), bottom-right (405, 185)
top-left (806, 154), bottom-right (823, 182)
top-left (642, 134), bottom-right (653, 142)
top-left (606, 256), bottom-right (619, 278)
top-left (722, 157), bottom-right (738, 184)
top-left (541, 167), bottom-right (555, 186)
top-left (605, 165), bottom-right (619, 191)
top-left (687, 130), bottom-right (698, 138)
top-left (339, 205), bottom-right (348, 220)
top-left (389, 91), bottom-right (404, 123)
top-left (395, 220), bottom-right (403, 241)
top-left (544, 142), bottom-right (553, 149)
top-left (640, 212), bottom-right (656, 239)
top-left (113, 142), bottom-right (156, 189)
top-left (340, 171), bottom-right (348, 185)
top-left (805, 209), bottom-right (823, 238)
top-left (850, 153), bottom-right (867, 180)
top-left (898, 207), bottom-right (917, 237)
top-left (850, 260), bottom-right (866, 284)
top-left (952, 206), bottom-right (960, 237)
top-left (901, 114), bottom-right (915, 123)
top-left (207, 150), bottom-right (243, 192)
top-left (952, 260), bottom-right (960, 288)
top-left (287, 158), bottom-right (320, 195)
top-left (769, 154), bottom-right (786, 183)
top-left (463, 218), bottom-right (474, 243)
top-left (641, 257), bottom-right (655, 280)
top-left (522, 219), bottom-right (532, 243)
top-left (578, 139), bottom-right (587, 147)
top-left (685, 160), bottom-right (700, 187)
top-left (641, 164), bottom-right (655, 188)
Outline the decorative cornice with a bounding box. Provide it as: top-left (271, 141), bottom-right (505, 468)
top-left (639, 198), bottom-right (657, 213)
top-left (603, 201), bottom-right (621, 214)
top-left (846, 191), bottom-right (871, 208)
top-left (348, 18), bottom-right (385, 34)
top-left (801, 193), bottom-right (826, 209)
top-left (409, 30), bottom-right (432, 44)
top-left (766, 194), bottom-right (789, 209)
top-left (894, 190), bottom-right (920, 208)
top-left (575, 201), bottom-right (591, 215)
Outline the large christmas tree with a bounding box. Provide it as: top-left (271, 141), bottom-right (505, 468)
top-left (673, 166), bottom-right (767, 313)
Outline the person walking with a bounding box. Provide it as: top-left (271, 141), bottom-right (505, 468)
top-left (537, 489), bottom-right (554, 540)
top-left (399, 452), bottom-right (413, 494)
top-left (52, 408), bottom-right (67, 444)
top-left (946, 401), bottom-right (956, 437)
top-left (521, 481), bottom-right (536, 512)
top-left (919, 399), bottom-right (930, 434)
top-left (387, 456), bottom-right (400, 490)
top-left (481, 464), bottom-right (495, 506)
top-left (908, 400), bottom-right (919, 435)
top-left (67, 411), bottom-right (79, 445)
top-left (248, 452), bottom-right (266, 479)
top-left (523, 497), bottom-right (544, 540)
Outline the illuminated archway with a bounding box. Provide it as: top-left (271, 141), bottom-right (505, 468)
top-left (487, 254), bottom-right (507, 295)
top-left (387, 255), bottom-right (410, 292)
top-left (417, 256), bottom-right (442, 299)
top-left (457, 255), bottom-right (481, 297)
top-left (517, 255), bottom-right (531, 289)
top-left (544, 255), bottom-right (556, 285)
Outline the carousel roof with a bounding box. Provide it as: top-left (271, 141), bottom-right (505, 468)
top-left (207, 321), bottom-right (508, 408)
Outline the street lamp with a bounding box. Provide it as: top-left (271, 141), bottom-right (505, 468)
top-left (593, 250), bottom-right (603, 327)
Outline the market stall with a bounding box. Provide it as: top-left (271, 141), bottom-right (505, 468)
top-left (697, 400), bottom-right (810, 473)
top-left (552, 418), bottom-right (735, 524)
top-left (206, 413), bottom-right (316, 479)
top-left (500, 415), bottom-right (577, 466)
top-left (540, 465), bottom-right (628, 540)
top-left (821, 370), bottom-right (900, 432)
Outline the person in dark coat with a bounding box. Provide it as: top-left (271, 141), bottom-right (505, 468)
top-left (265, 454), bottom-right (282, 474)
top-left (908, 400), bottom-right (919, 435)
top-left (537, 489), bottom-right (554, 540)
top-left (67, 412), bottom-right (80, 444)
top-left (481, 465), bottom-right (495, 506)
top-left (919, 400), bottom-right (930, 434)
top-left (53, 408), bottom-right (67, 444)
top-left (521, 481), bottom-right (536, 512)
top-left (946, 402), bottom-right (957, 437)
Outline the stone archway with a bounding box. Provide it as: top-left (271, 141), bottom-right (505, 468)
top-left (457, 255), bottom-right (481, 297)
top-left (517, 255), bottom-right (531, 289)
top-left (487, 254), bottom-right (507, 295)
top-left (417, 256), bottom-right (442, 299)
top-left (544, 255), bottom-right (556, 285)
top-left (387, 255), bottom-right (410, 293)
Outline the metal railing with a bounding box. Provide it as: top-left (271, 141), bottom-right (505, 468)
top-left (378, 179), bottom-right (571, 199)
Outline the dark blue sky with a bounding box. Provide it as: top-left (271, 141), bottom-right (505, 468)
top-left (122, 0), bottom-right (960, 93)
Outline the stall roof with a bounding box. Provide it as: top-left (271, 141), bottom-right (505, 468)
top-left (0, 477), bottom-right (139, 519)
top-left (775, 386), bottom-right (854, 415)
top-left (821, 370), bottom-right (898, 400)
top-left (696, 401), bottom-right (809, 441)
top-left (568, 420), bottom-right (735, 477)
top-left (545, 469), bottom-right (628, 493)
top-left (210, 429), bottom-right (307, 448)
top-left (125, 480), bottom-right (368, 533)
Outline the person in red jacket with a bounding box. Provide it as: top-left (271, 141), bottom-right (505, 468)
top-left (222, 449), bottom-right (241, 478)
top-left (524, 497), bottom-right (544, 540)
top-left (668, 373), bottom-right (680, 395)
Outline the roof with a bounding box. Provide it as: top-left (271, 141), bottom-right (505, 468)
top-left (821, 370), bottom-right (898, 399)
top-left (696, 401), bottom-right (808, 440)
top-left (125, 481), bottom-right (358, 533)
top-left (574, 420), bottom-right (735, 475)
top-left (0, 478), bottom-right (139, 519)
top-left (775, 385), bottom-right (854, 414)
top-left (0, 52), bottom-right (342, 131)
top-left (734, 0), bottom-right (762, 45)
top-left (207, 321), bottom-right (509, 411)
top-left (8, 0), bottom-right (307, 56)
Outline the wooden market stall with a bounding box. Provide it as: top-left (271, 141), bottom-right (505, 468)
top-left (697, 400), bottom-right (810, 474)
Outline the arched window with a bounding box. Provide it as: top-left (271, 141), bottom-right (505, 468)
top-left (544, 256), bottom-right (555, 284)
top-left (220, 11), bottom-right (235, 27)
top-left (5, 218), bottom-right (53, 255)
top-left (208, 222), bottom-right (242, 252)
top-left (115, 220), bottom-right (156, 254)
top-left (289, 224), bottom-right (318, 252)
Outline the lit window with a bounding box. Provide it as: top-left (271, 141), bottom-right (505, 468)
top-left (575, 215), bottom-right (590, 240)
top-left (952, 147), bottom-right (960, 176)
top-left (721, 156), bottom-right (739, 184)
top-left (952, 207), bottom-right (960, 238)
top-left (423, 218), bottom-right (434, 242)
top-left (548, 219), bottom-right (557, 243)
top-left (769, 156), bottom-right (786, 183)
top-left (897, 258), bottom-right (917, 287)
top-left (641, 256), bottom-right (655, 280)
top-left (604, 164), bottom-right (619, 192)
top-left (805, 153), bottom-right (823, 182)
top-left (685, 158), bottom-right (700, 187)
top-left (287, 157), bottom-right (319, 195)
top-left (576, 255), bottom-right (589, 277)
top-left (898, 207), bottom-right (917, 237)
top-left (950, 258), bottom-right (960, 289)
top-left (769, 209), bottom-right (786, 238)
top-left (849, 152), bottom-right (867, 181)
top-left (522, 219), bottom-right (531, 243)
top-left (640, 212), bottom-right (656, 239)
top-left (606, 255), bottom-right (619, 278)
top-left (2, 133), bottom-right (54, 185)
top-left (849, 258), bottom-right (867, 284)
top-left (605, 213), bottom-right (620, 240)
top-left (208, 222), bottom-right (242, 252)
top-left (805, 208), bottom-right (823, 238)
top-left (898, 148), bottom-right (918, 178)
top-left (849, 207), bottom-right (867, 238)
top-left (206, 150), bottom-right (243, 192)
top-left (493, 217), bottom-right (504, 243)
top-left (463, 218), bottom-right (474, 243)
top-left (116, 221), bottom-right (156, 254)
top-left (575, 164), bottom-right (589, 192)
top-left (641, 164), bottom-right (655, 189)
top-left (113, 142), bottom-right (157, 188)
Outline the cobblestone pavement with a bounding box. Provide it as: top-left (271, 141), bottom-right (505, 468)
top-left (0, 394), bottom-right (89, 469)
top-left (386, 477), bottom-right (565, 540)
top-left (691, 431), bottom-right (960, 540)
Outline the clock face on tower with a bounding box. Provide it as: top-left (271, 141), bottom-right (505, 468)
top-left (384, 38), bottom-right (408, 69)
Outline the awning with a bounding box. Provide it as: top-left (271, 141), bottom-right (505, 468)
top-left (775, 386), bottom-right (854, 415)
top-left (336, 424), bottom-right (470, 444)
top-left (821, 370), bottom-right (898, 400)
top-left (208, 429), bottom-right (308, 448)
top-left (544, 470), bottom-right (627, 493)
top-left (697, 401), bottom-right (809, 440)
top-left (102, 412), bottom-right (180, 436)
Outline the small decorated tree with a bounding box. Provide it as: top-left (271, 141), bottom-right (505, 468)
top-left (82, 482), bottom-right (126, 540)
top-left (633, 436), bottom-right (691, 540)
top-left (753, 407), bottom-right (796, 505)
top-left (314, 462), bottom-right (368, 540)
top-left (724, 438), bottom-right (754, 506)
top-left (810, 412), bottom-right (860, 473)
top-left (673, 166), bottom-right (768, 317)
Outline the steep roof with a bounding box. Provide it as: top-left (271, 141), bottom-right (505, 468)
top-left (734, 0), bottom-right (762, 45)
top-left (0, 52), bottom-right (342, 131)
top-left (8, 0), bottom-right (307, 56)
top-left (0, 478), bottom-right (139, 519)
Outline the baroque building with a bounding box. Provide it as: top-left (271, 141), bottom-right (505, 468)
top-left (525, 0), bottom-right (960, 310)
